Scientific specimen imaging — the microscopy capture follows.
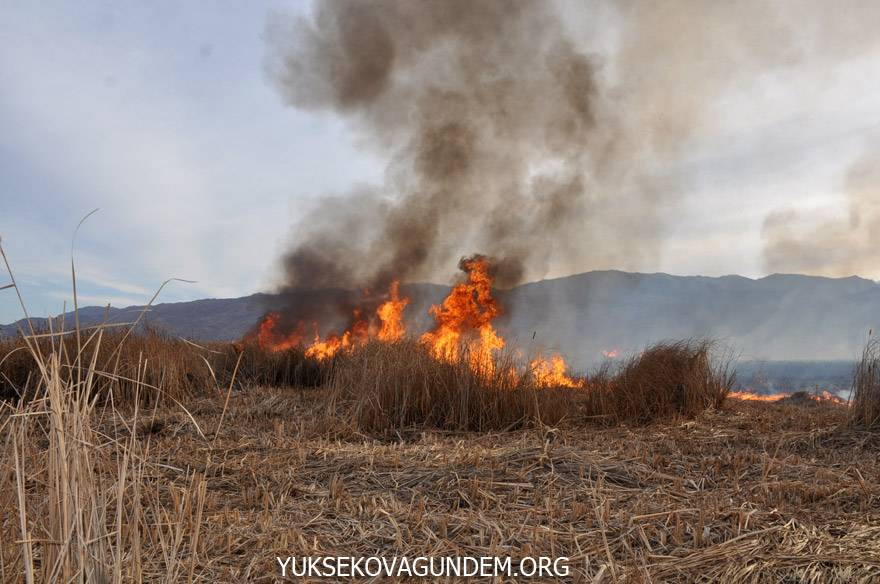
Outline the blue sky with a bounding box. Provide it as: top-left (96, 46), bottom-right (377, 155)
top-left (2, 1), bottom-right (880, 324)
top-left (0, 1), bottom-right (383, 323)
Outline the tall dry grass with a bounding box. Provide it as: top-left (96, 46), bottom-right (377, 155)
top-left (587, 340), bottom-right (733, 425)
top-left (328, 340), bottom-right (571, 432)
top-left (0, 327), bottom-right (215, 582)
top-left (325, 339), bottom-right (733, 433)
top-left (1, 329), bottom-right (328, 406)
top-left (216, 342), bottom-right (330, 389)
top-left (851, 339), bottom-right (880, 428)
top-left (3, 329), bottom-right (736, 433)
top-left (1, 328), bottom-right (217, 404)
top-left (1, 237), bottom-right (216, 582)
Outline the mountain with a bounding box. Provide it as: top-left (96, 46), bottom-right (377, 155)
top-left (3, 271), bottom-right (879, 368)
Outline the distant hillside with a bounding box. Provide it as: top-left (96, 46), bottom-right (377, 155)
top-left (3, 271), bottom-right (879, 367)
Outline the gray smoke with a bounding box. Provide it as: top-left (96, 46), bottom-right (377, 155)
top-left (264, 0), bottom-right (880, 326)
top-left (763, 151), bottom-right (880, 276)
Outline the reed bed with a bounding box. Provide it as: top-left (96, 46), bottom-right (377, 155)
top-left (215, 342), bottom-right (331, 389)
top-left (5, 384), bottom-right (871, 582)
top-left (1, 233), bottom-right (873, 581)
top-left (587, 340), bottom-right (734, 425)
top-left (852, 339), bottom-right (880, 429)
top-left (0, 328), bottom-right (216, 404)
top-left (2, 334), bottom-right (737, 431)
top-left (0, 330), bottom-right (329, 406)
top-left (1, 326), bottom-right (875, 582)
top-left (327, 340), bottom-right (572, 432)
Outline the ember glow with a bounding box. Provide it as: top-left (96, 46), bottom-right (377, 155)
top-left (602, 349), bottom-right (620, 359)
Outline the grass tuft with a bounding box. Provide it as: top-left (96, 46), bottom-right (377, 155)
top-left (851, 339), bottom-right (880, 429)
top-left (588, 340), bottom-right (733, 425)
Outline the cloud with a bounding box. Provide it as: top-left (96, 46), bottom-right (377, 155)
top-left (762, 149), bottom-right (880, 278)
top-left (3, 0), bottom-right (880, 327)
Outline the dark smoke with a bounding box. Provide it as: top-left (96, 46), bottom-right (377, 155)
top-left (264, 0), bottom-right (880, 332)
top-left (265, 0), bottom-right (629, 308)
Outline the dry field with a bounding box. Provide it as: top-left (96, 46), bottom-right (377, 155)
top-left (2, 341), bottom-right (879, 582)
top-left (111, 389), bottom-right (880, 582)
top-left (1, 240), bottom-right (879, 582)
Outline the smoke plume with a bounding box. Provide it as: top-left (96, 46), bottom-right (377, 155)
top-left (763, 151), bottom-right (880, 277)
top-left (265, 0), bottom-right (880, 328)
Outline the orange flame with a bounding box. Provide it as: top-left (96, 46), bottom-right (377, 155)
top-left (377, 280), bottom-right (408, 341)
top-left (251, 259), bottom-right (583, 385)
top-left (602, 349), bottom-right (619, 359)
top-left (304, 331), bottom-right (348, 360)
top-left (729, 389), bottom-right (847, 404)
top-left (420, 256), bottom-right (504, 375)
top-left (253, 281), bottom-right (407, 357)
top-left (254, 312), bottom-right (305, 352)
top-left (420, 256), bottom-right (581, 384)
top-left (530, 354), bottom-right (585, 388)
top-left (728, 390), bottom-right (784, 402)
top-left (305, 308), bottom-right (371, 360)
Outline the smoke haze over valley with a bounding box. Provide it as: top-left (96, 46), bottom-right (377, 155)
top-left (5, 270), bottom-right (877, 368)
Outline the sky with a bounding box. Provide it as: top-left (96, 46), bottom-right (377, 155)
top-left (2, 1), bottom-right (880, 324)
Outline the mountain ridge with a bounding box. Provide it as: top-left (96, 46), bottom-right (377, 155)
top-left (3, 271), bottom-right (878, 366)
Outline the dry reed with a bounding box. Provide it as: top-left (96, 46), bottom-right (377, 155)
top-left (328, 340), bottom-right (570, 432)
top-left (587, 340), bottom-right (733, 425)
top-left (3, 236), bottom-right (874, 582)
top-left (851, 339), bottom-right (880, 428)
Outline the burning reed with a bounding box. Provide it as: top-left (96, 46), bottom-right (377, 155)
top-left (2, 331), bottom-right (737, 431)
top-left (328, 340), bottom-right (571, 433)
top-left (323, 338), bottom-right (736, 434)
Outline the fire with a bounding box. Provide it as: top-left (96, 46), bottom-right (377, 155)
top-left (377, 280), bottom-right (408, 341)
top-left (602, 349), bottom-right (619, 359)
top-left (419, 255), bottom-right (582, 385)
top-left (728, 391), bottom-right (784, 402)
top-left (729, 389), bottom-right (847, 405)
top-left (304, 310), bottom-right (371, 360)
top-left (530, 354), bottom-right (585, 388)
top-left (254, 281), bottom-right (407, 357)
top-left (254, 312), bottom-right (305, 352)
top-left (251, 257), bottom-right (584, 386)
top-left (420, 256), bottom-right (504, 375)
top-left (304, 332), bottom-right (348, 360)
